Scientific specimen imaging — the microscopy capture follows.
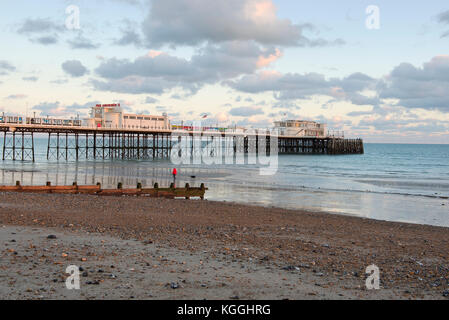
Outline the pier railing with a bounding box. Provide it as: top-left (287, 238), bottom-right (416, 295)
top-left (0, 123), bottom-right (363, 161)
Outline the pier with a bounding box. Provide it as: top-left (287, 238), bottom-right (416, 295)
top-left (0, 123), bottom-right (364, 162)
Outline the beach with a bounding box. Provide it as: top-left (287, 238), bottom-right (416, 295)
top-left (0, 192), bottom-right (448, 300)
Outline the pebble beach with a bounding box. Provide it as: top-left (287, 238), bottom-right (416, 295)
top-left (0, 192), bottom-right (448, 300)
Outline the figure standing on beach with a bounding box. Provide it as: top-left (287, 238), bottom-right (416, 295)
top-left (172, 168), bottom-right (177, 187)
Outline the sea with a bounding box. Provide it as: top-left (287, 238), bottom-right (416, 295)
top-left (0, 137), bottom-right (448, 227)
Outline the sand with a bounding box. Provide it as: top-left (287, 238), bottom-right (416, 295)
top-left (0, 192), bottom-right (448, 300)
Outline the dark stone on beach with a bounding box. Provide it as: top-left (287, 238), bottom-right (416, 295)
top-left (230, 295), bottom-right (239, 300)
top-left (353, 272), bottom-right (359, 277)
top-left (82, 271), bottom-right (88, 277)
top-left (98, 269), bottom-right (104, 273)
top-left (432, 279), bottom-right (441, 287)
top-left (10, 239), bottom-right (16, 242)
top-left (47, 235), bottom-right (57, 239)
top-left (169, 282), bottom-right (179, 289)
top-left (282, 265), bottom-right (299, 271)
top-left (443, 290), bottom-right (449, 298)
top-left (86, 280), bottom-right (100, 285)
top-left (79, 267), bottom-right (84, 272)
top-left (110, 274), bottom-right (117, 279)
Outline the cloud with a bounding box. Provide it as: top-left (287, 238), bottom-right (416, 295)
top-left (0, 60), bottom-right (16, 74)
top-left (51, 79), bottom-right (68, 85)
top-left (144, 96), bottom-right (159, 104)
top-left (142, 0), bottom-right (344, 47)
top-left (110, 0), bottom-right (142, 5)
top-left (5, 94), bottom-right (27, 100)
top-left (93, 41), bottom-right (282, 94)
top-left (62, 60), bottom-right (89, 77)
top-left (22, 76), bottom-right (39, 82)
top-left (32, 101), bottom-right (99, 117)
top-left (226, 55), bottom-right (449, 114)
top-left (17, 18), bottom-right (64, 45)
top-left (32, 35), bottom-right (58, 45)
top-left (378, 56), bottom-right (449, 112)
top-left (272, 101), bottom-right (301, 110)
top-left (114, 29), bottom-right (142, 47)
top-left (17, 18), bottom-right (63, 34)
top-left (226, 70), bottom-right (378, 106)
top-left (229, 106), bottom-right (264, 116)
top-left (438, 10), bottom-right (449, 24)
top-left (91, 76), bottom-right (173, 94)
top-left (32, 102), bottom-right (68, 117)
top-left (346, 110), bottom-right (375, 117)
top-left (357, 116), bottom-right (449, 134)
top-left (68, 35), bottom-right (99, 49)
top-left (156, 106), bottom-right (168, 112)
top-left (437, 10), bottom-right (449, 37)
top-left (66, 101), bottom-right (100, 110)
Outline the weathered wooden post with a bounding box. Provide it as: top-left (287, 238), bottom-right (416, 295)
top-left (185, 183), bottom-right (190, 200)
top-left (154, 182), bottom-right (159, 198)
top-left (200, 183), bottom-right (205, 200)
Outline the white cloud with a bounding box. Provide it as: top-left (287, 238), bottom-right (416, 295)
top-left (62, 60), bottom-right (89, 77)
top-left (93, 41), bottom-right (282, 94)
top-left (229, 106), bottom-right (264, 116)
top-left (379, 56), bottom-right (449, 112)
top-left (142, 0), bottom-right (344, 47)
top-left (0, 60), bottom-right (16, 75)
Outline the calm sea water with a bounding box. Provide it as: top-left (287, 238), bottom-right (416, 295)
top-left (1, 137), bottom-right (448, 227)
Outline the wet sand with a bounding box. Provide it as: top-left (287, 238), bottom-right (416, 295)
top-left (0, 192), bottom-right (448, 300)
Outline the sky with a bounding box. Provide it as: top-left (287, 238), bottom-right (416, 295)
top-left (0, 0), bottom-right (449, 143)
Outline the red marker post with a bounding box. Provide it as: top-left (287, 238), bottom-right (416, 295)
top-left (172, 168), bottom-right (177, 188)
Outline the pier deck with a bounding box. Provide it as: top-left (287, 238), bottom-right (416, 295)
top-left (0, 124), bottom-right (364, 161)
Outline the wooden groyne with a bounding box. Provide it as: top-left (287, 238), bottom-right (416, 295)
top-left (0, 181), bottom-right (208, 200)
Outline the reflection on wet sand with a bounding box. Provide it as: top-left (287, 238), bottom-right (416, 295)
top-left (0, 160), bottom-right (225, 189)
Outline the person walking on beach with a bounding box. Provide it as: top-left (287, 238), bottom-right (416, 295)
top-left (172, 168), bottom-right (177, 188)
